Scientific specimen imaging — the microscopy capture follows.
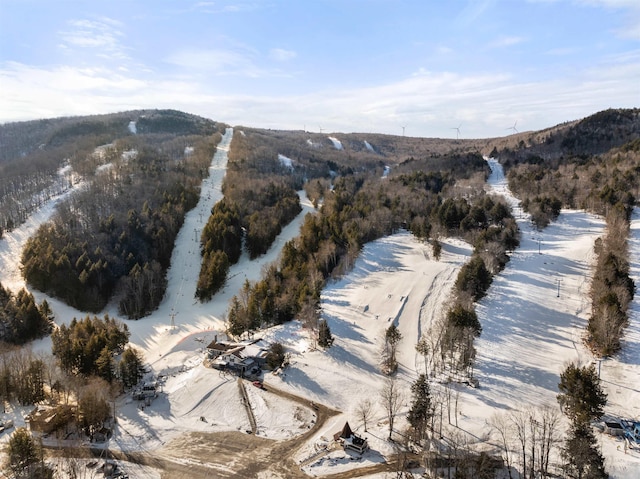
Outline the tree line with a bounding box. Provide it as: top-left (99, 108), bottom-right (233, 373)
top-left (196, 130), bottom-right (306, 301)
top-left (588, 205), bottom-right (635, 356)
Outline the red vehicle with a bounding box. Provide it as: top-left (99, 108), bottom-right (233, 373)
top-left (252, 380), bottom-right (264, 389)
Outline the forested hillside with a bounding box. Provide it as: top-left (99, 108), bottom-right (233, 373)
top-left (5, 108), bottom-right (637, 334)
top-left (10, 110), bottom-right (226, 318)
top-left (214, 127), bottom-right (519, 351)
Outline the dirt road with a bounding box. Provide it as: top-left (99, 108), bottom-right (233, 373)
top-left (47, 381), bottom-right (409, 478)
top-left (156, 380), bottom-right (341, 478)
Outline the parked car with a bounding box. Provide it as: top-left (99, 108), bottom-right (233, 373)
top-left (252, 380), bottom-right (264, 389)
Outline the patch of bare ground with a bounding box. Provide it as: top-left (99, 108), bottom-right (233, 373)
top-left (43, 367), bottom-right (416, 478)
top-left (152, 381), bottom-right (414, 478)
top-left (155, 382), bottom-right (342, 478)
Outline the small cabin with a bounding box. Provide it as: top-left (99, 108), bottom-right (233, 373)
top-left (344, 434), bottom-right (369, 454)
top-left (333, 421), bottom-right (369, 454)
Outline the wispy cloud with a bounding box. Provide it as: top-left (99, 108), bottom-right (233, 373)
top-left (545, 47), bottom-right (579, 56)
top-left (456, 0), bottom-right (496, 26)
top-left (58, 17), bottom-right (130, 60)
top-left (164, 46), bottom-right (294, 78)
top-left (3, 53), bottom-right (636, 138)
top-left (164, 48), bottom-right (267, 77)
top-left (188, 2), bottom-right (261, 14)
top-left (0, 62), bottom-right (148, 121)
top-left (575, 0), bottom-right (640, 39)
top-left (269, 48), bottom-right (296, 62)
top-left (488, 36), bottom-right (526, 48)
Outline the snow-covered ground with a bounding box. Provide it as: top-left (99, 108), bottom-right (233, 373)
top-left (278, 153), bottom-right (294, 170)
top-left (328, 136), bottom-right (343, 150)
top-left (364, 140), bottom-right (375, 152)
top-left (1, 138), bottom-right (639, 478)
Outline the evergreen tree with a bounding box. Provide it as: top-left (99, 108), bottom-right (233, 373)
top-left (96, 347), bottom-right (115, 383)
top-left (562, 421), bottom-right (608, 479)
top-left (5, 427), bottom-right (53, 479)
top-left (455, 255), bottom-right (492, 300)
top-left (0, 285), bottom-right (53, 345)
top-left (265, 342), bottom-right (286, 370)
top-left (51, 315), bottom-right (129, 378)
top-left (226, 296), bottom-right (246, 338)
top-left (557, 363), bottom-right (607, 424)
top-left (118, 347), bottom-right (144, 389)
top-left (317, 319), bottom-right (334, 348)
top-left (407, 373), bottom-right (432, 442)
top-left (383, 324), bottom-right (402, 374)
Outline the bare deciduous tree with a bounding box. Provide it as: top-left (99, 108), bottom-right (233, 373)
top-left (356, 398), bottom-right (374, 433)
top-left (380, 376), bottom-right (403, 440)
top-left (489, 412), bottom-right (515, 479)
top-left (491, 406), bottom-right (562, 479)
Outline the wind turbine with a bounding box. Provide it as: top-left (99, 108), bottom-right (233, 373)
top-left (401, 125), bottom-right (406, 137)
top-left (506, 120), bottom-right (518, 134)
top-left (451, 123), bottom-right (462, 140)
top-left (319, 126), bottom-right (324, 134)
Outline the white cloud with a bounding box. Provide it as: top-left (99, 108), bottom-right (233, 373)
top-left (488, 36), bottom-right (526, 48)
top-left (1, 49), bottom-right (638, 138)
top-left (575, 0), bottom-right (640, 39)
top-left (58, 17), bottom-right (130, 61)
top-left (164, 47), bottom-right (295, 78)
top-left (435, 45), bottom-right (454, 55)
top-left (189, 2), bottom-right (261, 14)
top-left (456, 0), bottom-right (496, 26)
top-left (269, 48), bottom-right (296, 62)
top-left (545, 47), bottom-right (578, 55)
top-left (164, 48), bottom-right (267, 77)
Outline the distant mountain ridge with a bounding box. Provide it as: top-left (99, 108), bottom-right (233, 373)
top-left (2, 108), bottom-right (638, 168)
top-left (484, 108), bottom-right (640, 163)
top-left (0, 109), bottom-right (219, 165)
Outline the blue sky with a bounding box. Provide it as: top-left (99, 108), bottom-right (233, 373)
top-left (1, 0), bottom-right (638, 138)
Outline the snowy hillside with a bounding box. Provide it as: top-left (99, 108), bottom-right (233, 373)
top-left (0, 133), bottom-right (639, 477)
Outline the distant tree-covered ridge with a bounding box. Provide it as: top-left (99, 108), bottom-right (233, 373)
top-left (20, 111), bottom-right (225, 318)
top-left (0, 110), bottom-right (217, 235)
